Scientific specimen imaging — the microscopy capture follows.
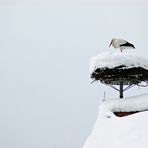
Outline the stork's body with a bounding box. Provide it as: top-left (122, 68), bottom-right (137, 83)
top-left (109, 38), bottom-right (135, 52)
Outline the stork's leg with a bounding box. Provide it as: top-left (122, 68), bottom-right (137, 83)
top-left (120, 49), bottom-right (122, 52)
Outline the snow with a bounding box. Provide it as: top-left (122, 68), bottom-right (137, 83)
top-left (89, 51), bottom-right (148, 74)
top-left (83, 94), bottom-right (148, 148)
top-left (99, 93), bottom-right (148, 118)
top-left (84, 51), bottom-right (148, 148)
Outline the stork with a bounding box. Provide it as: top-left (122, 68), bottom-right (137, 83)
top-left (109, 38), bottom-right (135, 52)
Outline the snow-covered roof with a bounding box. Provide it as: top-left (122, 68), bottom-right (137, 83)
top-left (99, 93), bottom-right (148, 117)
top-left (83, 111), bottom-right (148, 148)
top-left (83, 94), bottom-right (148, 148)
top-left (89, 52), bottom-right (148, 75)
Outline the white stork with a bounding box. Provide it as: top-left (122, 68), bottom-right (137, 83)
top-left (109, 38), bottom-right (135, 52)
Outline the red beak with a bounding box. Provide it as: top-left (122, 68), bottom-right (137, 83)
top-left (109, 41), bottom-right (112, 47)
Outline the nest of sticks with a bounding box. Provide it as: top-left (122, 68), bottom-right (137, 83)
top-left (91, 65), bottom-right (148, 85)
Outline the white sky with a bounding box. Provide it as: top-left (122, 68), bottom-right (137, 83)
top-left (0, 0), bottom-right (148, 5)
top-left (0, 1), bottom-right (148, 148)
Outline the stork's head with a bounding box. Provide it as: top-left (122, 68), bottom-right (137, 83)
top-left (109, 38), bottom-right (116, 47)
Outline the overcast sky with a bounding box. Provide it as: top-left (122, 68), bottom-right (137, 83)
top-left (0, 0), bottom-right (148, 5)
top-left (0, 1), bottom-right (148, 148)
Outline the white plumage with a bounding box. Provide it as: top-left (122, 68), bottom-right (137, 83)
top-left (109, 38), bottom-right (135, 52)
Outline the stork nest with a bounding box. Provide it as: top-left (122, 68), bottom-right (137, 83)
top-left (91, 65), bottom-right (148, 85)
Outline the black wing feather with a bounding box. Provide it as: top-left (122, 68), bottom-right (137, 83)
top-left (120, 42), bottom-right (135, 48)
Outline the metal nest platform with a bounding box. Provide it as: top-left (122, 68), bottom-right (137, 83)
top-left (91, 65), bottom-right (148, 98)
top-left (91, 65), bottom-right (148, 85)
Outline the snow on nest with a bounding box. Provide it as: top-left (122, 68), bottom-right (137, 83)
top-left (89, 51), bottom-right (148, 74)
top-left (83, 94), bottom-right (148, 148)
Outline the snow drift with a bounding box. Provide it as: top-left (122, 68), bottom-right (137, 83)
top-left (83, 94), bottom-right (148, 148)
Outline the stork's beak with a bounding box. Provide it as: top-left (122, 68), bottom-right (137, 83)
top-left (109, 41), bottom-right (112, 47)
